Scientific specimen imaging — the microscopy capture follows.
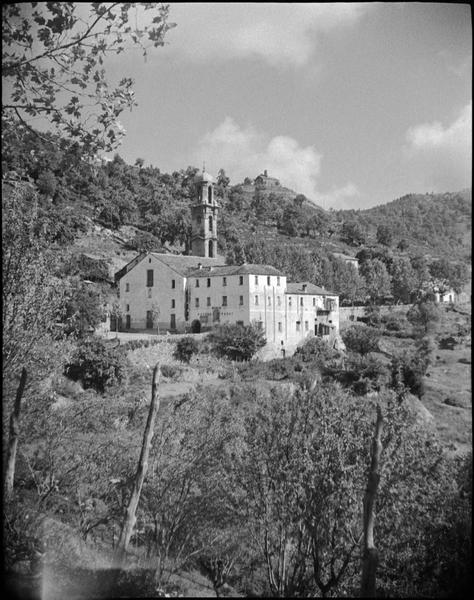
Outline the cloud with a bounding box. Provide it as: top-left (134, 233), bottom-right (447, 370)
top-left (165, 3), bottom-right (369, 67)
top-left (404, 102), bottom-right (472, 191)
top-left (190, 116), bottom-right (359, 208)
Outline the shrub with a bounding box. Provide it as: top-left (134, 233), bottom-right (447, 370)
top-left (390, 353), bottom-right (426, 398)
top-left (173, 337), bottom-right (199, 363)
top-left (208, 323), bottom-right (266, 361)
top-left (65, 337), bottom-right (129, 393)
top-left (295, 336), bottom-right (339, 365)
top-left (160, 364), bottom-right (182, 379)
top-left (407, 300), bottom-right (441, 336)
top-left (324, 352), bottom-right (390, 395)
top-left (341, 324), bottom-right (381, 355)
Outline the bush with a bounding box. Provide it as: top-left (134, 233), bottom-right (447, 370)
top-left (173, 337), bottom-right (199, 363)
top-left (160, 364), bottom-right (182, 379)
top-left (324, 352), bottom-right (390, 395)
top-left (294, 336), bottom-right (339, 365)
top-left (390, 353), bottom-right (426, 398)
top-left (65, 337), bottom-right (129, 393)
top-left (342, 324), bottom-right (381, 355)
top-left (208, 323), bottom-right (266, 361)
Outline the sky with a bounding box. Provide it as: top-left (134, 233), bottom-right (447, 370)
top-left (13, 2), bottom-right (473, 210)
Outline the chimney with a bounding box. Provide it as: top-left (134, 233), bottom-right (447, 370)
top-left (197, 263), bottom-right (202, 270)
top-left (264, 169), bottom-right (268, 177)
top-left (302, 283), bottom-right (307, 292)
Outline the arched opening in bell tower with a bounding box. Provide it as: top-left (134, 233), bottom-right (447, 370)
top-left (208, 186), bottom-right (212, 204)
top-left (209, 215), bottom-right (213, 233)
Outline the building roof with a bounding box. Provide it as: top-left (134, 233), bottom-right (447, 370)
top-left (114, 252), bottom-right (224, 281)
top-left (286, 282), bottom-right (338, 296)
top-left (187, 263), bottom-right (285, 278)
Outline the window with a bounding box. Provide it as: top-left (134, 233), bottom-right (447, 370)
top-left (267, 276), bottom-right (271, 286)
top-left (277, 296), bottom-right (281, 306)
top-left (239, 275), bottom-right (244, 285)
top-left (207, 278), bottom-right (211, 287)
top-left (239, 296), bottom-right (244, 306)
top-left (236, 320), bottom-right (244, 326)
top-left (277, 276), bottom-right (280, 286)
top-left (222, 296), bottom-right (227, 307)
top-left (305, 321), bottom-right (309, 331)
top-left (255, 295), bottom-right (259, 306)
top-left (197, 216), bottom-right (202, 224)
top-left (171, 279), bottom-right (175, 289)
top-left (268, 296), bottom-right (271, 306)
top-left (171, 299), bottom-right (175, 308)
top-left (208, 186), bottom-right (212, 204)
top-left (255, 276), bottom-right (258, 285)
top-left (149, 258), bottom-right (151, 263)
top-left (125, 282), bottom-right (130, 292)
top-left (196, 279), bottom-right (200, 288)
top-left (313, 298), bottom-right (316, 306)
top-left (126, 304), bottom-right (130, 312)
top-left (207, 297), bottom-right (211, 307)
top-left (278, 322), bottom-right (282, 332)
top-left (256, 321), bottom-right (263, 330)
top-left (223, 277), bottom-right (227, 286)
top-left (209, 215), bottom-right (213, 231)
top-left (147, 270), bottom-right (154, 287)
top-left (195, 298), bottom-right (199, 308)
top-left (296, 321), bottom-right (301, 332)
top-left (300, 297), bottom-right (304, 306)
top-left (288, 296), bottom-right (292, 307)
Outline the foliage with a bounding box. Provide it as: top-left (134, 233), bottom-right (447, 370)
top-left (208, 323), bottom-right (266, 361)
top-left (429, 258), bottom-right (470, 294)
top-left (390, 256), bottom-right (419, 303)
top-left (407, 300), bottom-right (441, 336)
top-left (62, 279), bottom-right (106, 336)
top-left (2, 2), bottom-right (175, 154)
top-left (173, 337), bottom-right (199, 364)
top-left (376, 224), bottom-right (393, 246)
top-left (342, 324), bottom-right (381, 355)
top-left (65, 337), bottom-right (129, 393)
top-left (360, 259), bottom-right (392, 303)
top-left (294, 335), bottom-right (340, 365)
top-left (2, 183), bottom-right (68, 397)
top-left (342, 220), bottom-right (366, 246)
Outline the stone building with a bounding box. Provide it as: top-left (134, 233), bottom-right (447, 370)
top-left (115, 169), bottom-right (339, 355)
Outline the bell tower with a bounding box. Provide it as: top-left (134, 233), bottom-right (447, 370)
top-left (190, 168), bottom-right (218, 257)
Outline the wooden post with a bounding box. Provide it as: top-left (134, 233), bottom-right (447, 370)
top-left (114, 363), bottom-right (160, 567)
top-left (4, 367), bottom-right (27, 499)
top-left (360, 404), bottom-right (383, 598)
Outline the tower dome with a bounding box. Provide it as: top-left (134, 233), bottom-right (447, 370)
top-left (194, 170), bottom-right (214, 183)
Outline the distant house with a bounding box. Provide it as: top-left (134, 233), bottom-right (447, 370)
top-left (332, 252), bottom-right (359, 271)
top-left (433, 287), bottom-right (457, 304)
top-left (254, 170), bottom-right (281, 188)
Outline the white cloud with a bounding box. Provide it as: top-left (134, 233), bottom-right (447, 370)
top-left (190, 116), bottom-right (359, 208)
top-left (405, 102), bottom-right (472, 191)
top-left (165, 3), bottom-right (369, 67)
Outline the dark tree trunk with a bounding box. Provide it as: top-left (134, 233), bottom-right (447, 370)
top-left (4, 367), bottom-right (27, 498)
top-left (360, 405), bottom-right (383, 597)
top-left (115, 363), bottom-right (160, 567)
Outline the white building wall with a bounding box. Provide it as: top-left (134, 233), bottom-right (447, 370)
top-left (119, 255), bottom-right (187, 332)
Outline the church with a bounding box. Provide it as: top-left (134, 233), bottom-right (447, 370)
top-left (115, 169), bottom-right (340, 356)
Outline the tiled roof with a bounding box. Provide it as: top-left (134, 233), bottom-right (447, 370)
top-left (187, 263), bottom-right (285, 278)
top-left (114, 252), bottom-right (224, 281)
top-left (151, 253), bottom-right (224, 276)
top-left (286, 282), bottom-right (338, 296)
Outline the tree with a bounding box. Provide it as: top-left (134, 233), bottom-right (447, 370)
top-left (209, 323), bottom-right (266, 361)
top-left (65, 336), bottom-right (129, 393)
top-left (3, 3), bottom-right (176, 154)
top-left (115, 363), bottom-right (160, 567)
top-left (360, 259), bottom-right (392, 304)
top-left (342, 220), bottom-right (366, 246)
top-left (407, 300), bottom-right (441, 336)
top-left (429, 258), bottom-right (469, 294)
top-left (342, 324), bottom-right (381, 355)
top-left (376, 224), bottom-right (393, 247)
top-left (293, 194), bottom-right (306, 208)
top-left (390, 257), bottom-right (418, 304)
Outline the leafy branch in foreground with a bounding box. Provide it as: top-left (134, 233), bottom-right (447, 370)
top-left (2, 2), bottom-right (176, 154)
